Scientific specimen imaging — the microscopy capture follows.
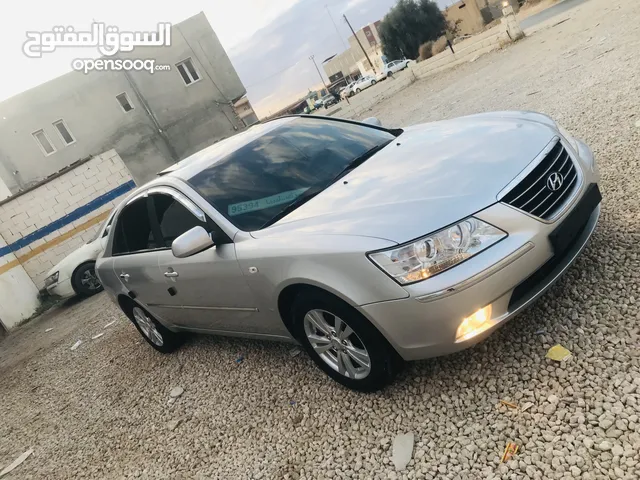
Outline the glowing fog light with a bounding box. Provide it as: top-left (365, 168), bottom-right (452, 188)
top-left (456, 305), bottom-right (493, 342)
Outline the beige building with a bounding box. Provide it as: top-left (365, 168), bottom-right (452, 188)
top-left (323, 21), bottom-right (387, 86)
top-left (445, 0), bottom-right (521, 36)
top-left (233, 95), bottom-right (259, 125)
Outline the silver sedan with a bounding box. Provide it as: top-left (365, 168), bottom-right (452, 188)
top-left (96, 113), bottom-right (601, 391)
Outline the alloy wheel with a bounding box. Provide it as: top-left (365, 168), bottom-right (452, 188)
top-left (132, 307), bottom-right (164, 346)
top-left (80, 267), bottom-right (101, 290)
top-left (303, 309), bottom-right (371, 379)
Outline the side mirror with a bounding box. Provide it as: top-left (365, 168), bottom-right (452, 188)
top-left (172, 226), bottom-right (214, 258)
top-left (362, 117), bottom-right (382, 127)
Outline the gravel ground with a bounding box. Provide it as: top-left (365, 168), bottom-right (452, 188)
top-left (1, 0), bottom-right (640, 478)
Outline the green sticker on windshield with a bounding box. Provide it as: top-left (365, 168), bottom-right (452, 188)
top-left (228, 188), bottom-right (309, 217)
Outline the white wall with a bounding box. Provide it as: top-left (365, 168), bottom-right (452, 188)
top-left (0, 175), bottom-right (10, 201)
top-left (0, 236), bottom-right (40, 330)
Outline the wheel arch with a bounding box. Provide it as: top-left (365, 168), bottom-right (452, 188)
top-left (277, 282), bottom-right (363, 340)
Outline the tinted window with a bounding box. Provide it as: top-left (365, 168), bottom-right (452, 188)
top-left (188, 118), bottom-right (395, 231)
top-left (113, 199), bottom-right (159, 254)
top-left (151, 194), bottom-right (208, 245)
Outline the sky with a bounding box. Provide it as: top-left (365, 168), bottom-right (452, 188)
top-left (0, 0), bottom-right (450, 118)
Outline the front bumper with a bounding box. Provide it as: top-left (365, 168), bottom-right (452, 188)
top-left (46, 277), bottom-right (76, 299)
top-left (360, 141), bottom-right (600, 361)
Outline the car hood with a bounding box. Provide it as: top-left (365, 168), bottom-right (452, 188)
top-left (253, 112), bottom-right (558, 244)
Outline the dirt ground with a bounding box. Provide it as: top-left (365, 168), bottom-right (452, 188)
top-left (1, 0), bottom-right (639, 478)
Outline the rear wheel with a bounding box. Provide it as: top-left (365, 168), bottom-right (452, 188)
top-left (71, 262), bottom-right (103, 296)
top-left (356, 88), bottom-right (361, 93)
top-left (292, 291), bottom-right (400, 392)
top-left (130, 305), bottom-right (182, 353)
top-left (387, 71), bottom-right (393, 77)
top-left (372, 80), bottom-right (377, 85)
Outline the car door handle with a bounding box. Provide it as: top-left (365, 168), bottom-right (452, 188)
top-left (164, 271), bottom-right (179, 278)
top-left (119, 273), bottom-right (130, 281)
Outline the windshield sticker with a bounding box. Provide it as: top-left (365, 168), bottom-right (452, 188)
top-left (228, 188), bottom-right (309, 217)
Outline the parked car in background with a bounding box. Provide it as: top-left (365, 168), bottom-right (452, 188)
top-left (340, 82), bottom-right (357, 99)
top-left (96, 113), bottom-right (600, 392)
top-left (45, 212), bottom-right (114, 298)
top-left (321, 94), bottom-right (337, 109)
top-left (353, 75), bottom-right (377, 93)
top-left (376, 59), bottom-right (411, 81)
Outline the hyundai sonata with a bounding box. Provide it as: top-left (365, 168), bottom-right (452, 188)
top-left (96, 113), bottom-right (601, 391)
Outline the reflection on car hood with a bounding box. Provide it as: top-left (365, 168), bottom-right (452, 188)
top-left (253, 112), bottom-right (558, 243)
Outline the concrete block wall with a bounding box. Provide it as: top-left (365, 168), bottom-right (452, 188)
top-left (0, 150), bottom-right (136, 329)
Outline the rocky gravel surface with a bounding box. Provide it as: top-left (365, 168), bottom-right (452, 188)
top-left (1, 0), bottom-right (639, 478)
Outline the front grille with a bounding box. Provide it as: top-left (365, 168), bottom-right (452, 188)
top-left (501, 140), bottom-right (578, 220)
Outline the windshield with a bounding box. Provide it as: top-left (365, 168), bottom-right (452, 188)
top-left (188, 118), bottom-right (395, 231)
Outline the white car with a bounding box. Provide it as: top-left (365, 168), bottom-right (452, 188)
top-left (44, 213), bottom-right (114, 298)
top-left (376, 59), bottom-right (411, 80)
top-left (340, 82), bottom-right (356, 99)
top-left (352, 75), bottom-right (377, 94)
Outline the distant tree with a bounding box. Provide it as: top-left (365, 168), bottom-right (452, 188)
top-left (378, 0), bottom-right (447, 60)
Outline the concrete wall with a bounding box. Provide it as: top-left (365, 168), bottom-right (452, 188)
top-left (0, 69), bottom-right (173, 193)
top-left (123, 12), bottom-right (246, 161)
top-left (445, 0), bottom-right (487, 36)
top-left (0, 150), bottom-right (134, 296)
top-left (321, 28), bottom-right (509, 120)
top-left (0, 235), bottom-right (40, 330)
top-left (0, 175), bottom-right (10, 201)
top-left (0, 12), bottom-right (246, 193)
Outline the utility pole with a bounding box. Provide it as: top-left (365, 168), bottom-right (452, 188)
top-left (325, 5), bottom-right (348, 50)
top-left (309, 55), bottom-right (328, 89)
top-left (343, 14), bottom-right (376, 73)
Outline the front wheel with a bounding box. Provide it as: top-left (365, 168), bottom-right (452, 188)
top-left (292, 291), bottom-right (400, 392)
top-left (387, 71), bottom-right (393, 77)
top-left (130, 305), bottom-right (182, 353)
top-left (355, 88), bottom-right (361, 93)
top-left (372, 80), bottom-right (377, 85)
top-left (72, 262), bottom-right (103, 296)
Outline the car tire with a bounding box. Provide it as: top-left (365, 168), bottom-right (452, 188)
top-left (372, 80), bottom-right (377, 85)
top-left (387, 71), bottom-right (393, 77)
top-left (356, 88), bottom-right (361, 93)
top-left (71, 262), bottom-right (103, 296)
top-left (292, 290), bottom-right (401, 392)
top-left (128, 304), bottom-right (183, 353)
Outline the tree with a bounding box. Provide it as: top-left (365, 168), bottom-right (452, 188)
top-left (378, 0), bottom-right (447, 60)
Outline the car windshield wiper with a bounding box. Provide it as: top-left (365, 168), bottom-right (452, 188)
top-left (259, 141), bottom-right (392, 229)
top-left (330, 140), bottom-right (393, 183)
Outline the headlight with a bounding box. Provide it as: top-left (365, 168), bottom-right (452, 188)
top-left (368, 218), bottom-right (506, 285)
top-left (557, 124), bottom-right (579, 152)
top-left (45, 271), bottom-right (59, 287)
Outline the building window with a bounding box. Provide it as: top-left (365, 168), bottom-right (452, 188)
top-left (176, 58), bottom-right (200, 86)
top-left (53, 120), bottom-right (75, 145)
top-left (32, 129), bottom-right (56, 156)
top-left (116, 93), bottom-right (134, 112)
